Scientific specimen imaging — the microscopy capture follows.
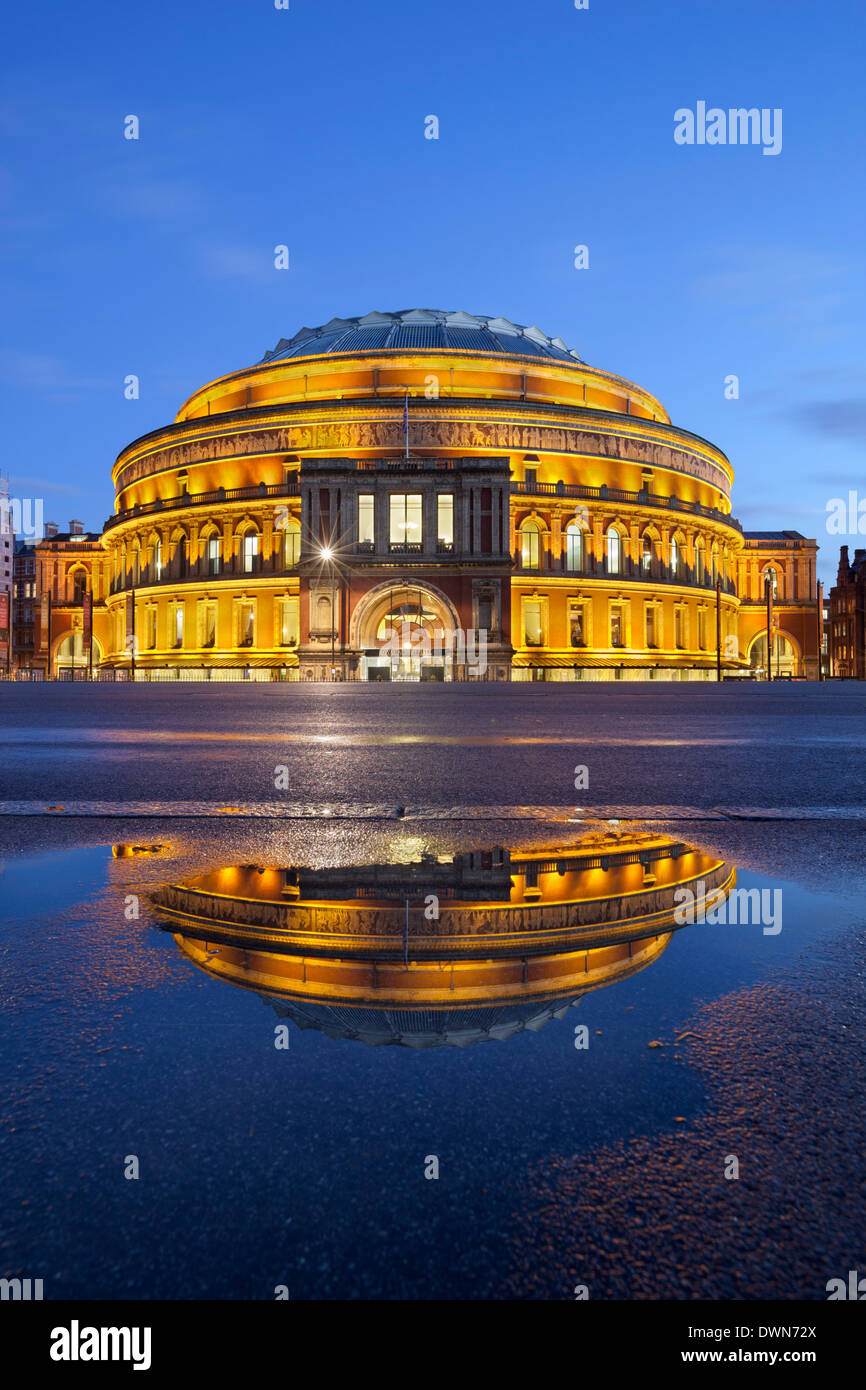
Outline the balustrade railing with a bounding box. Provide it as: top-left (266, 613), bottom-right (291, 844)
top-left (510, 480), bottom-right (741, 531)
top-left (512, 551), bottom-right (737, 595)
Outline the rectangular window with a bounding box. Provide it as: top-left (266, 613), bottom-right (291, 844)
top-left (524, 600), bottom-right (543, 647)
top-left (524, 467), bottom-right (537, 491)
top-left (201, 603), bottom-right (216, 649)
top-left (173, 605), bottom-right (184, 649)
top-left (477, 596), bottom-right (493, 632)
top-left (238, 601), bottom-right (255, 648)
top-left (390, 494), bottom-right (423, 550)
top-left (358, 494), bottom-right (375, 549)
top-left (437, 494), bottom-right (454, 550)
top-left (208, 536), bottom-right (221, 576)
top-left (278, 597), bottom-right (299, 646)
top-left (675, 609), bottom-right (685, 649)
top-left (146, 608), bottom-right (157, 650)
top-left (569, 604), bottom-right (585, 648)
top-left (698, 609), bottom-right (707, 650)
top-left (645, 606), bottom-right (657, 649)
top-left (611, 605), bottom-right (624, 648)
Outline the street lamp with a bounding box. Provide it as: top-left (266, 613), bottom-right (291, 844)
top-left (319, 546), bottom-right (336, 678)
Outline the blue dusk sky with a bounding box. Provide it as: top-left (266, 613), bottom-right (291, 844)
top-left (0, 0), bottom-right (863, 585)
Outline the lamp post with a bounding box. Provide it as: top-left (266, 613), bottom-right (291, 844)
top-left (320, 546), bottom-right (337, 680)
top-left (765, 571), bottom-right (774, 682)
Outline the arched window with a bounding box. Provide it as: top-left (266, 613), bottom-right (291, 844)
top-left (565, 523), bottom-right (582, 573)
top-left (606, 527), bottom-right (621, 576)
top-left (641, 537), bottom-right (654, 574)
top-left (695, 539), bottom-right (705, 584)
top-left (206, 532), bottom-right (221, 576)
top-left (154, 541), bottom-right (163, 581)
top-left (71, 570), bottom-right (87, 603)
top-left (520, 523), bottom-right (541, 570)
top-left (176, 536), bottom-right (188, 578)
top-left (242, 530), bottom-right (259, 575)
top-left (670, 537), bottom-right (680, 577)
top-left (284, 521), bottom-right (301, 567)
top-left (764, 566), bottom-right (779, 597)
top-left (131, 546), bottom-right (140, 585)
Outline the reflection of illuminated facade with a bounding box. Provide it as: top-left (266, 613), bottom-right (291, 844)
top-left (152, 833), bottom-right (734, 1047)
top-left (28, 308), bottom-right (818, 680)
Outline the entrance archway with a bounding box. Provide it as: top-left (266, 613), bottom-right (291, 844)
top-left (53, 631), bottom-right (104, 677)
top-left (748, 631), bottom-right (801, 678)
top-left (351, 581), bottom-right (462, 681)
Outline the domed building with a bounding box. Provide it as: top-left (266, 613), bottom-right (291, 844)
top-left (57, 308), bottom-right (819, 681)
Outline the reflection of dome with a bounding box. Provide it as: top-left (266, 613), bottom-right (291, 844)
top-left (264, 997), bottom-right (579, 1049)
top-left (258, 310), bottom-right (584, 367)
top-left (152, 833), bottom-right (735, 1049)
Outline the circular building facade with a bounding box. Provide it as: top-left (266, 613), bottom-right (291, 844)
top-left (100, 309), bottom-right (746, 680)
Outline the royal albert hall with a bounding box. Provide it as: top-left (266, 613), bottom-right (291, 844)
top-left (90, 309), bottom-right (819, 681)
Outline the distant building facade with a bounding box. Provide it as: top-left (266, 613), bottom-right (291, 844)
top-left (828, 545), bottom-right (866, 678)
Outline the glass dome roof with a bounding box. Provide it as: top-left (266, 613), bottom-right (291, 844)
top-left (259, 309), bottom-right (584, 366)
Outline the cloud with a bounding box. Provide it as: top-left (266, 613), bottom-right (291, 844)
top-left (793, 399), bottom-right (866, 443)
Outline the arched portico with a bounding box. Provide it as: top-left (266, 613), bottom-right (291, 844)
top-left (350, 579), bottom-right (463, 681)
top-left (747, 629), bottom-right (802, 678)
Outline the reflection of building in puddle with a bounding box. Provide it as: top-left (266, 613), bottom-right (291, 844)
top-left (152, 833), bottom-right (735, 1048)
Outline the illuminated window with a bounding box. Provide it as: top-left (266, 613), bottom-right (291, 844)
top-left (237, 601), bottom-right (255, 648)
top-left (358, 495), bottom-right (375, 548)
top-left (172, 605), bottom-right (184, 649)
top-left (208, 536), bottom-right (221, 576)
top-left (565, 524), bottom-right (582, 572)
top-left (278, 598), bottom-right (299, 646)
top-left (155, 543), bottom-right (163, 581)
top-left (437, 494), bottom-right (454, 549)
top-left (243, 532), bottom-right (259, 574)
top-left (201, 603), bottom-right (216, 649)
top-left (569, 603), bottom-right (585, 648)
top-left (283, 522), bottom-right (300, 566)
top-left (524, 600), bottom-right (543, 647)
top-left (642, 537), bottom-right (653, 574)
top-left (646, 605), bottom-right (658, 649)
top-left (670, 537), bottom-right (680, 577)
top-left (390, 494), bottom-right (423, 549)
top-left (610, 604), bottom-right (624, 647)
top-left (521, 523), bottom-right (541, 569)
top-left (606, 528), bottom-right (621, 576)
top-left (765, 566), bottom-right (778, 596)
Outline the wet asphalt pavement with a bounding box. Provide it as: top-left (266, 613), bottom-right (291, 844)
top-left (1, 685), bottom-right (865, 1299)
